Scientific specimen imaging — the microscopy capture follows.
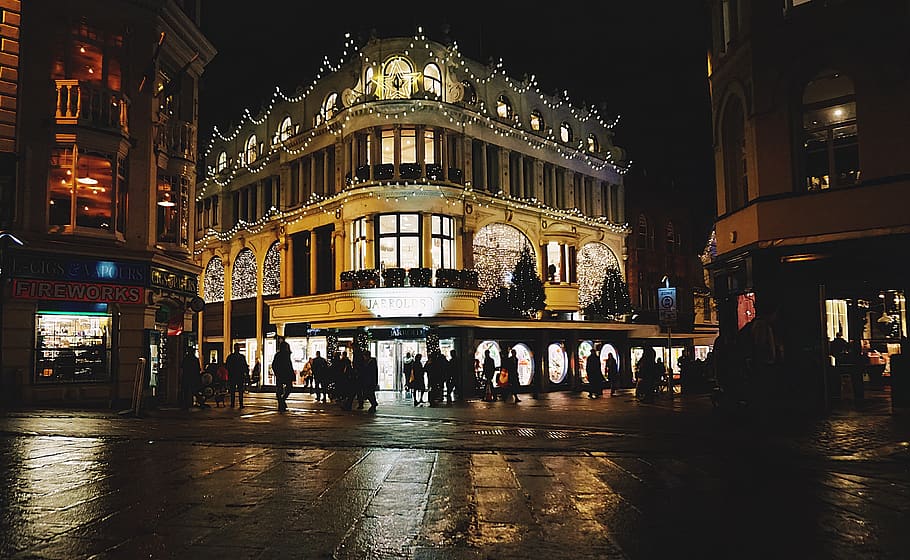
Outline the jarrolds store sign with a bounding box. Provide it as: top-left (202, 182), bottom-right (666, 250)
top-left (6, 252), bottom-right (195, 305)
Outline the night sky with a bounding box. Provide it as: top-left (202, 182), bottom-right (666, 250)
top-left (198, 2), bottom-right (716, 247)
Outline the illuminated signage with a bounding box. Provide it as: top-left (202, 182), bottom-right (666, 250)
top-left (12, 279), bottom-right (144, 305)
top-left (10, 253), bottom-right (147, 286)
top-left (359, 292), bottom-right (438, 317)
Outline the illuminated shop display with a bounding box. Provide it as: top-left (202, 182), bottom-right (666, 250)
top-left (34, 311), bottom-right (112, 383)
top-left (548, 342), bottom-right (567, 384)
top-left (513, 343), bottom-right (534, 386)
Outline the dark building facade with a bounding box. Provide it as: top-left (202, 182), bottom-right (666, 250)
top-left (0, 0), bottom-right (215, 406)
top-left (705, 0), bottom-right (908, 407)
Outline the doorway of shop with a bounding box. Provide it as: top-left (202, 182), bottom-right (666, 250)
top-left (374, 340), bottom-right (426, 391)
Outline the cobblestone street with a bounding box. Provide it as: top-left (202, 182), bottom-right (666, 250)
top-left (1, 390), bottom-right (908, 559)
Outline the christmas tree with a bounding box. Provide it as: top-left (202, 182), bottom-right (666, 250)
top-left (586, 266), bottom-right (632, 319)
top-left (507, 245), bottom-right (546, 319)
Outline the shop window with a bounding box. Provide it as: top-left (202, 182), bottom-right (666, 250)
top-left (431, 215), bottom-right (454, 271)
top-left (802, 71), bottom-right (859, 191)
top-left (512, 343), bottom-right (534, 386)
top-left (548, 342), bottom-right (568, 384)
top-left (377, 213), bottom-right (421, 269)
top-left (35, 309), bottom-right (112, 383)
top-left (423, 63), bottom-right (442, 97)
top-left (48, 146), bottom-right (119, 233)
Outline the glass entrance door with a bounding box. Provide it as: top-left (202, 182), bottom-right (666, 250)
top-left (374, 340), bottom-right (427, 391)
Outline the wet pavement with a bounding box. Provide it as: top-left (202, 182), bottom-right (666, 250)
top-left (1, 389), bottom-right (908, 559)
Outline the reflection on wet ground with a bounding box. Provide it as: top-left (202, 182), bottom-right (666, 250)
top-left (0, 391), bottom-right (908, 559)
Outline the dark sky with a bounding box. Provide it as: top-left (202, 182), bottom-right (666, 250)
top-left (198, 2), bottom-right (716, 246)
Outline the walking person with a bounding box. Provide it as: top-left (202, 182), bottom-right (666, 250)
top-left (605, 352), bottom-right (619, 396)
top-left (636, 346), bottom-right (659, 403)
top-left (409, 353), bottom-right (425, 405)
top-left (311, 350), bottom-right (329, 403)
top-left (504, 347), bottom-right (521, 403)
top-left (224, 343), bottom-right (249, 408)
top-left (445, 349), bottom-right (458, 403)
top-left (401, 351), bottom-right (414, 397)
top-left (250, 358), bottom-right (261, 391)
top-left (586, 346), bottom-right (604, 398)
top-left (482, 349), bottom-right (497, 401)
top-left (360, 349), bottom-right (379, 412)
top-left (272, 339), bottom-right (294, 412)
top-left (180, 347), bottom-right (201, 410)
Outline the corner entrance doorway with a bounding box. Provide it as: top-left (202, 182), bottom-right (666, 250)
top-left (375, 340), bottom-right (426, 391)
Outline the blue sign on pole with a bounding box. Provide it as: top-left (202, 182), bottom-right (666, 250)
top-left (658, 287), bottom-right (677, 326)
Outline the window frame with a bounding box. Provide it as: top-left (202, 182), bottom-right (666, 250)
top-left (431, 214), bottom-right (455, 271)
top-left (559, 122), bottom-right (573, 144)
top-left (423, 63), bottom-right (442, 97)
top-left (245, 135), bottom-right (258, 164)
top-left (376, 213), bottom-right (422, 269)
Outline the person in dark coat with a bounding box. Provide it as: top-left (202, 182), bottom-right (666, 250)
top-left (503, 347), bottom-right (521, 403)
top-left (482, 349), bottom-right (497, 401)
top-left (426, 351), bottom-right (447, 405)
top-left (360, 349), bottom-right (379, 412)
top-left (271, 340), bottom-right (294, 412)
top-left (586, 347), bottom-right (604, 399)
top-left (408, 353), bottom-right (425, 405)
top-left (605, 352), bottom-right (619, 396)
top-left (224, 343), bottom-right (249, 408)
top-left (180, 348), bottom-right (202, 410)
top-left (311, 350), bottom-right (329, 403)
top-left (445, 350), bottom-right (458, 403)
top-left (337, 351), bottom-right (355, 410)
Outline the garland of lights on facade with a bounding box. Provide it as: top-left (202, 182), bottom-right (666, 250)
top-left (231, 248), bottom-right (258, 300)
top-left (577, 242), bottom-right (620, 310)
top-left (203, 257), bottom-right (224, 303)
top-left (263, 242), bottom-right (281, 296)
top-left (472, 223), bottom-right (531, 302)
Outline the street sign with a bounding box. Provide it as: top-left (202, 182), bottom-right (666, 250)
top-left (658, 287), bottom-right (677, 325)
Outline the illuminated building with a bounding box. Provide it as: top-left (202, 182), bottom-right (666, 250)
top-left (195, 30), bottom-right (651, 394)
top-left (0, 1), bottom-right (214, 406)
top-left (705, 0), bottom-right (908, 406)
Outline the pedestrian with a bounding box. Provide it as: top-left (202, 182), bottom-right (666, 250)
top-left (180, 347), bottom-right (201, 410)
top-left (426, 351), bottom-right (447, 406)
top-left (337, 351), bottom-right (355, 410)
top-left (401, 351), bottom-right (414, 397)
top-left (482, 349), bottom-right (497, 401)
top-left (586, 346), bottom-right (604, 398)
top-left (224, 343), bottom-right (249, 408)
top-left (360, 349), bottom-right (379, 412)
top-left (635, 346), bottom-right (659, 403)
top-left (445, 349), bottom-right (458, 403)
top-left (272, 339), bottom-right (294, 412)
top-left (250, 358), bottom-right (261, 391)
top-left (409, 353), bottom-right (425, 405)
top-left (311, 350), bottom-right (329, 403)
top-left (605, 352), bottom-right (619, 396)
top-left (504, 347), bottom-right (521, 403)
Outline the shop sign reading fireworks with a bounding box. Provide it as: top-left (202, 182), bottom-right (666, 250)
top-left (12, 278), bottom-right (144, 304)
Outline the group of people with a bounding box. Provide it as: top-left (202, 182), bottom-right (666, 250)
top-left (479, 347), bottom-right (522, 403)
top-left (586, 348), bottom-right (619, 399)
top-left (271, 341), bottom-right (379, 412)
top-left (403, 350), bottom-right (459, 406)
top-left (180, 343), bottom-right (256, 410)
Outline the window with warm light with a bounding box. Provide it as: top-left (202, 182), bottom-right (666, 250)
top-left (245, 135), bottom-right (258, 164)
top-left (48, 146), bottom-right (119, 233)
top-left (530, 110), bottom-right (544, 132)
top-left (54, 23), bottom-right (123, 91)
top-left (157, 173), bottom-right (189, 247)
top-left (364, 66), bottom-right (376, 96)
top-left (352, 217), bottom-right (368, 270)
top-left (381, 56), bottom-right (415, 100)
top-left (400, 128), bottom-right (417, 164)
top-left (560, 122), bottom-right (573, 143)
top-left (279, 116), bottom-right (293, 142)
top-left (378, 213), bottom-right (421, 269)
top-left (431, 215), bottom-right (454, 270)
top-left (423, 63), bottom-right (442, 97)
top-left (496, 95), bottom-right (513, 120)
top-left (424, 130), bottom-right (436, 165)
top-left (587, 134), bottom-right (599, 153)
top-left (322, 92), bottom-right (338, 122)
top-left (802, 71), bottom-right (859, 191)
top-left (216, 151), bottom-right (228, 172)
top-left (381, 129), bottom-right (395, 165)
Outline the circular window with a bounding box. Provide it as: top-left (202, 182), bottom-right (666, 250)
top-left (511, 343), bottom-right (534, 386)
top-left (548, 342), bottom-right (567, 384)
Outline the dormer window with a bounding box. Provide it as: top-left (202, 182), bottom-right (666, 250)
top-left (381, 56), bottom-right (415, 100)
top-left (560, 122), bottom-right (573, 143)
top-left (496, 95), bottom-right (513, 120)
top-left (216, 151), bottom-right (227, 172)
top-left (587, 134), bottom-right (599, 153)
top-left (364, 66), bottom-right (376, 96)
top-left (245, 135), bottom-right (258, 164)
top-left (279, 116), bottom-right (293, 142)
top-left (423, 63), bottom-right (441, 97)
top-left (530, 110), bottom-right (544, 132)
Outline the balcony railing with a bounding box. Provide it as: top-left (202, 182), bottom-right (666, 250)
top-left (340, 268), bottom-right (478, 290)
top-left (55, 79), bottom-right (129, 133)
top-left (156, 120), bottom-right (197, 162)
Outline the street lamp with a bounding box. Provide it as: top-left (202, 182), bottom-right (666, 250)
top-left (0, 231), bottom-right (26, 401)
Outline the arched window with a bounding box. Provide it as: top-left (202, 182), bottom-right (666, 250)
top-left (423, 63), bottom-right (441, 97)
top-left (216, 151), bottom-right (227, 172)
top-left (577, 242), bottom-right (620, 310)
top-left (637, 214), bottom-right (650, 249)
top-left (472, 223), bottom-right (532, 302)
top-left (721, 96), bottom-right (747, 211)
top-left (530, 110), bottom-right (544, 132)
top-left (560, 122), bottom-right (573, 143)
top-left (496, 95), bottom-right (514, 120)
top-left (803, 71), bottom-right (858, 191)
top-left (245, 134), bottom-right (258, 165)
top-left (364, 66), bottom-right (376, 96)
top-left (231, 248), bottom-right (257, 300)
top-left (203, 257), bottom-right (224, 303)
top-left (320, 92), bottom-right (338, 124)
top-left (279, 116), bottom-right (293, 142)
top-left (263, 242), bottom-right (281, 296)
top-left (381, 56), bottom-right (415, 100)
top-left (587, 133), bottom-right (599, 153)
top-left (665, 221), bottom-right (676, 254)
top-left (461, 81), bottom-right (477, 105)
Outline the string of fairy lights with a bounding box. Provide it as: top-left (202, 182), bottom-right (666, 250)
top-left (577, 242), bottom-right (620, 310)
top-left (202, 242), bottom-right (282, 303)
top-left (197, 26), bottom-right (630, 196)
top-left (230, 248), bottom-right (257, 300)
